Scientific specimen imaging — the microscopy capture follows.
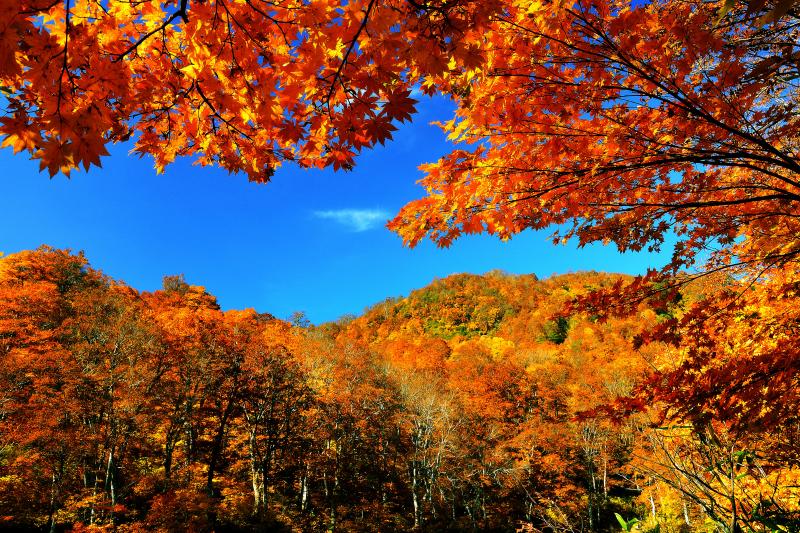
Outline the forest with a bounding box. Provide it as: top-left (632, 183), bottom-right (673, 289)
top-left (3, 0), bottom-right (800, 530)
top-left (0, 247), bottom-right (797, 532)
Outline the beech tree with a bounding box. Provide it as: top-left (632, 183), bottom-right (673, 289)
top-left (4, 248), bottom-right (797, 531)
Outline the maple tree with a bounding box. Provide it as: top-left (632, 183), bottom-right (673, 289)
top-left (636, 421), bottom-right (800, 532)
top-left (3, 0), bottom-right (799, 280)
top-left (389, 0), bottom-right (800, 280)
top-left (366, 1), bottom-right (800, 511)
top-left (5, 0), bottom-right (798, 439)
top-left (3, 0), bottom-right (800, 527)
top-left (0, 0), bottom-right (497, 177)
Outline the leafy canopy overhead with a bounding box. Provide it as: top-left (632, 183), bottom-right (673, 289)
top-left (0, 0), bottom-right (494, 177)
top-left (4, 0), bottom-right (799, 278)
top-left (388, 0), bottom-right (800, 281)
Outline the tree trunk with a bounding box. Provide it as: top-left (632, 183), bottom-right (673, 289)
top-left (105, 449), bottom-right (116, 524)
top-left (249, 432), bottom-right (266, 516)
top-left (206, 399), bottom-right (234, 495)
top-left (300, 464), bottom-right (309, 512)
top-left (411, 462), bottom-right (421, 529)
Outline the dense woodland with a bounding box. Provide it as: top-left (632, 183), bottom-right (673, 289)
top-left (0, 247), bottom-right (797, 532)
top-left (4, 0), bottom-right (800, 530)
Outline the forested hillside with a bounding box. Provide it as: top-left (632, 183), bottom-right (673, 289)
top-left (4, 0), bottom-right (800, 530)
top-left (1, 247), bottom-right (796, 532)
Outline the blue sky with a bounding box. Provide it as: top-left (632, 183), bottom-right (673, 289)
top-left (0, 95), bottom-right (671, 323)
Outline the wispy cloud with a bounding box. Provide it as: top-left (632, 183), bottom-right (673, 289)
top-left (314, 208), bottom-right (390, 232)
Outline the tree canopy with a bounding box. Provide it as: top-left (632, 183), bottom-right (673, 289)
top-left (1, 0), bottom-right (497, 177)
top-left (389, 0), bottom-right (800, 279)
top-left (3, 2), bottom-right (800, 529)
top-left (3, 248), bottom-right (798, 531)
top-left (2, 0), bottom-right (798, 278)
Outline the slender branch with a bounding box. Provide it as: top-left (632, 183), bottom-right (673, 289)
top-left (113, 0), bottom-right (190, 62)
top-left (324, 0), bottom-right (377, 108)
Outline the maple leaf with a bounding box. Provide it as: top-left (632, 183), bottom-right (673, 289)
top-left (0, 0), bottom-right (499, 178)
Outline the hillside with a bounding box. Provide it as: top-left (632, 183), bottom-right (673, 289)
top-left (1, 248), bottom-right (795, 533)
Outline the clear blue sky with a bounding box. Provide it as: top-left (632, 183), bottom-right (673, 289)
top-left (0, 96), bottom-right (671, 323)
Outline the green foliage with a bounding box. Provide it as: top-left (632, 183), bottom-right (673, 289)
top-left (649, 281), bottom-right (683, 320)
top-left (541, 316), bottom-right (571, 344)
top-left (392, 274), bottom-right (517, 338)
top-left (289, 310), bottom-right (312, 328)
top-left (162, 273), bottom-right (189, 293)
top-left (616, 512), bottom-right (641, 532)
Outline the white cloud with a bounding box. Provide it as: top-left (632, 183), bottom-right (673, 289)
top-left (314, 208), bottom-right (390, 232)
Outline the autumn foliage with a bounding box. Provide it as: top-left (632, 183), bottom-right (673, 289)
top-left (0, 248), bottom-right (797, 532)
top-left (3, 0), bottom-right (800, 530)
top-left (0, 0), bottom-right (495, 177)
top-left (3, 0), bottom-right (798, 278)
